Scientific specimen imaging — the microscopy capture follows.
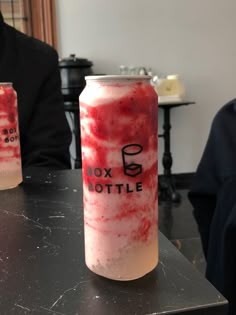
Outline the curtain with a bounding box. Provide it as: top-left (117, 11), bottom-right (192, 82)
top-left (0, 0), bottom-right (58, 48)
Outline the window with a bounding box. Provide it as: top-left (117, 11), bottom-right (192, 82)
top-left (0, 0), bottom-right (26, 32)
top-left (0, 0), bottom-right (58, 48)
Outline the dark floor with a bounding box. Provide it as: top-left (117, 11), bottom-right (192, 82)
top-left (158, 189), bottom-right (206, 275)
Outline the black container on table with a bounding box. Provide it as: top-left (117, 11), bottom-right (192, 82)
top-left (59, 54), bottom-right (93, 96)
top-left (59, 54), bottom-right (93, 169)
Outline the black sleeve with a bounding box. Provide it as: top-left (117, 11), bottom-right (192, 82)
top-left (21, 50), bottom-right (72, 170)
top-left (188, 120), bottom-right (220, 257)
top-left (188, 101), bottom-right (236, 258)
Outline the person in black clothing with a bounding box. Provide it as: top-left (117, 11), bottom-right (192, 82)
top-left (189, 99), bottom-right (236, 314)
top-left (0, 12), bottom-right (71, 170)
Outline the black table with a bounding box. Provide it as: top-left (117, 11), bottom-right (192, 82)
top-left (0, 169), bottom-right (228, 314)
top-left (158, 101), bottom-right (195, 202)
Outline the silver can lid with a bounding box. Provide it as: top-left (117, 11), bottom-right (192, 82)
top-left (85, 75), bottom-right (152, 81)
top-left (0, 82), bottom-right (13, 86)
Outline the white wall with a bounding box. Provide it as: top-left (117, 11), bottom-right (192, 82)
top-left (56, 0), bottom-right (236, 174)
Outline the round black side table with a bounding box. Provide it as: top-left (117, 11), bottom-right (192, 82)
top-left (158, 101), bottom-right (195, 202)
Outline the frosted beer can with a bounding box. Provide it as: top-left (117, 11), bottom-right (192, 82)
top-left (0, 83), bottom-right (22, 190)
top-left (79, 75), bottom-right (158, 280)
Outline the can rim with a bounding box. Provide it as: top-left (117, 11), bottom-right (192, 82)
top-left (0, 82), bottom-right (13, 86)
top-left (85, 75), bottom-right (152, 81)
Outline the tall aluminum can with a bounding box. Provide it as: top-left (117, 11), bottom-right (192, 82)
top-left (79, 75), bottom-right (158, 280)
top-left (0, 83), bottom-right (22, 190)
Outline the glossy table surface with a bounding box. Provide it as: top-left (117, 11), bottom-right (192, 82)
top-left (0, 169), bottom-right (228, 314)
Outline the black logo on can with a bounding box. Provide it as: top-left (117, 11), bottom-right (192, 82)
top-left (122, 144), bottom-right (143, 177)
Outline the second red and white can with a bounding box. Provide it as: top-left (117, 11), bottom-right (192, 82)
top-left (0, 83), bottom-right (22, 190)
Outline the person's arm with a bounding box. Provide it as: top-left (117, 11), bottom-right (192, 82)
top-left (188, 101), bottom-right (236, 258)
top-left (188, 123), bottom-right (219, 257)
top-left (21, 50), bottom-right (72, 170)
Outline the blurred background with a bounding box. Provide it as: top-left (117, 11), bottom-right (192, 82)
top-left (2, 0), bottom-right (236, 177)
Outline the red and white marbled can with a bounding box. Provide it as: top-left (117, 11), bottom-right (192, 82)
top-left (0, 83), bottom-right (22, 190)
top-left (79, 75), bottom-right (158, 280)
